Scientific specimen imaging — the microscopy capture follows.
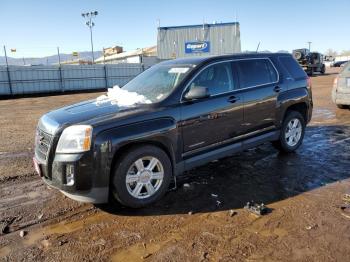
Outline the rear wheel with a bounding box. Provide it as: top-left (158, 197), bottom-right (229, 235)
top-left (111, 145), bottom-right (172, 208)
top-left (321, 65), bottom-right (326, 74)
top-left (337, 104), bottom-right (347, 109)
top-left (272, 111), bottom-right (305, 153)
top-left (308, 68), bottom-right (314, 76)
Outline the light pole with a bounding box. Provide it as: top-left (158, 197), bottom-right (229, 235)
top-left (82, 11), bottom-right (98, 63)
top-left (307, 41), bottom-right (312, 52)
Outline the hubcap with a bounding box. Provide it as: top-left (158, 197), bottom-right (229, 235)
top-left (125, 156), bottom-right (164, 199)
top-left (285, 118), bottom-right (302, 147)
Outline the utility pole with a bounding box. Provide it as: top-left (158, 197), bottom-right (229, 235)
top-left (3, 45), bottom-right (13, 95)
top-left (307, 41), bottom-right (312, 52)
top-left (57, 47), bottom-right (61, 65)
top-left (57, 47), bottom-right (64, 92)
top-left (102, 47), bottom-right (106, 64)
top-left (82, 11), bottom-right (98, 63)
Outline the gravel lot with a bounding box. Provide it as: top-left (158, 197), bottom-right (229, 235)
top-left (1, 68), bottom-right (350, 261)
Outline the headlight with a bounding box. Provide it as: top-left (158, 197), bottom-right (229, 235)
top-left (56, 125), bottom-right (93, 153)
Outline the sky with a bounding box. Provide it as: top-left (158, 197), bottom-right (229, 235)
top-left (0, 0), bottom-right (349, 58)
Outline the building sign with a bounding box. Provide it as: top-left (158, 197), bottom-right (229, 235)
top-left (185, 41), bottom-right (210, 54)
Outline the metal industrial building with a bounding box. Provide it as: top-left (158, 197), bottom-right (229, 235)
top-left (157, 22), bottom-right (241, 59)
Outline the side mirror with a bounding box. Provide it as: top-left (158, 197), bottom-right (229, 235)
top-left (184, 86), bottom-right (210, 100)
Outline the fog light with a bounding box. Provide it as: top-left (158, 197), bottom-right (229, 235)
top-left (66, 164), bottom-right (75, 186)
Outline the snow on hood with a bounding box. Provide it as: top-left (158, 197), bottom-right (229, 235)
top-left (95, 86), bottom-right (151, 107)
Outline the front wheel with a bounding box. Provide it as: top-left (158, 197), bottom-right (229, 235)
top-left (272, 111), bottom-right (306, 153)
top-left (111, 145), bottom-right (172, 208)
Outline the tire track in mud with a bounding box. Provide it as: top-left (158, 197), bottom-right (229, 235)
top-left (0, 173), bottom-right (95, 237)
top-left (0, 151), bottom-right (32, 160)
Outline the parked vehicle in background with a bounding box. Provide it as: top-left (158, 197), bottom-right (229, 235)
top-left (332, 60), bottom-right (349, 67)
top-left (332, 62), bottom-right (350, 109)
top-left (292, 48), bottom-right (325, 76)
top-left (33, 53), bottom-right (313, 208)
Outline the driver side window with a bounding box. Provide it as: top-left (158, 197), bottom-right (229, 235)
top-left (190, 62), bottom-right (234, 96)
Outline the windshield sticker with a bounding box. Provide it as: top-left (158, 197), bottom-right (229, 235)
top-left (168, 68), bottom-right (190, 74)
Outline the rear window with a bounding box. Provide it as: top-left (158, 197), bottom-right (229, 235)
top-left (237, 59), bottom-right (278, 88)
top-left (278, 56), bottom-right (306, 79)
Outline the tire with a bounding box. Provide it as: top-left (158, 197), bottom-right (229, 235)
top-left (308, 68), bottom-right (314, 76)
top-left (337, 104), bottom-right (347, 109)
top-left (293, 51), bottom-right (302, 60)
top-left (272, 111), bottom-right (306, 153)
top-left (321, 65), bottom-right (326, 74)
top-left (111, 145), bottom-right (172, 208)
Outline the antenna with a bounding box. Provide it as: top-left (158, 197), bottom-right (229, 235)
top-left (256, 42), bottom-right (261, 53)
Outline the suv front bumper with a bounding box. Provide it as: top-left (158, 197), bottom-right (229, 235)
top-left (33, 153), bottom-right (109, 204)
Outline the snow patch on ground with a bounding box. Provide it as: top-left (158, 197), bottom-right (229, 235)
top-left (95, 86), bottom-right (151, 107)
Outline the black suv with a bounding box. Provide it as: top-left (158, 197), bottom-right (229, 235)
top-left (34, 53), bottom-right (313, 208)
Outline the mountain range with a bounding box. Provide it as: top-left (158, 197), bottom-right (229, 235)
top-left (0, 51), bottom-right (102, 66)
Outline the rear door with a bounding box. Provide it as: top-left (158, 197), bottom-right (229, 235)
top-left (235, 58), bottom-right (280, 134)
top-left (180, 61), bottom-right (244, 156)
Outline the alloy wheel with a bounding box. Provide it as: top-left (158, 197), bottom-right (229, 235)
top-left (125, 156), bottom-right (164, 199)
top-left (285, 118), bottom-right (302, 147)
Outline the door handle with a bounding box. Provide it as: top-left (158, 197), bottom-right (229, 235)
top-left (274, 86), bottom-right (282, 93)
top-left (227, 95), bottom-right (240, 103)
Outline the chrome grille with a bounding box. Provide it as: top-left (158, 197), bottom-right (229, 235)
top-left (35, 128), bottom-right (53, 161)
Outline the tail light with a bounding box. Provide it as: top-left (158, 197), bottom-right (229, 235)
top-left (333, 76), bottom-right (338, 89)
top-left (307, 76), bottom-right (312, 90)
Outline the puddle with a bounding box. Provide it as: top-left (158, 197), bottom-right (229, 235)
top-left (1, 212), bottom-right (109, 255)
top-left (313, 108), bottom-right (336, 120)
top-left (111, 242), bottom-right (162, 261)
top-left (27, 191), bottom-right (40, 199)
top-left (0, 246), bottom-right (11, 257)
top-left (259, 228), bottom-right (288, 238)
top-left (23, 212), bottom-right (108, 246)
top-left (111, 233), bottom-right (182, 262)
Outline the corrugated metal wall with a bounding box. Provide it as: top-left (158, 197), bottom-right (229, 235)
top-left (0, 64), bottom-right (143, 95)
top-left (157, 22), bottom-right (241, 59)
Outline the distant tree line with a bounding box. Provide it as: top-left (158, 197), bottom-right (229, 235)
top-left (324, 49), bottom-right (350, 57)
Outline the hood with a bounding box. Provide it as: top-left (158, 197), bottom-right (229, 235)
top-left (39, 99), bottom-right (146, 135)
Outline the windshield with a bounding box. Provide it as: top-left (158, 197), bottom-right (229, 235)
top-left (122, 64), bottom-right (193, 103)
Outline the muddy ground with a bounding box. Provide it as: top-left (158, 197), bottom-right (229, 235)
top-left (1, 68), bottom-right (350, 261)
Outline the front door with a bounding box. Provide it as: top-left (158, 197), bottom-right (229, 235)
top-left (180, 61), bottom-right (244, 157)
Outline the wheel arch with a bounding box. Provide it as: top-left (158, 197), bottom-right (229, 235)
top-left (284, 102), bottom-right (309, 123)
top-left (278, 88), bottom-right (312, 125)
